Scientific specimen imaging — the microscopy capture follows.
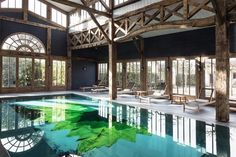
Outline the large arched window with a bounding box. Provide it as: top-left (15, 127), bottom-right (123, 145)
top-left (1, 130), bottom-right (44, 153)
top-left (2, 33), bottom-right (45, 53)
top-left (1, 33), bottom-right (46, 89)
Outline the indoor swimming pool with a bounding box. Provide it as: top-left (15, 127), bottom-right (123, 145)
top-left (0, 94), bottom-right (235, 157)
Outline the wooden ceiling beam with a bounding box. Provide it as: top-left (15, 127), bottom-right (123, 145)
top-left (114, 16), bottom-right (215, 42)
top-left (50, 0), bottom-right (111, 17)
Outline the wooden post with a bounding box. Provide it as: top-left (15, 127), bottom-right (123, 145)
top-left (122, 61), bottom-right (127, 89)
top-left (47, 28), bottom-right (52, 91)
top-left (196, 57), bottom-right (202, 98)
top-left (215, 0), bottom-right (229, 122)
top-left (108, 42), bottom-right (117, 100)
top-left (140, 39), bottom-right (147, 91)
top-left (0, 57), bottom-right (2, 93)
top-left (166, 57), bottom-right (172, 97)
top-left (67, 14), bottom-right (72, 90)
top-left (22, 0), bottom-right (28, 21)
top-left (108, 0), bottom-right (117, 100)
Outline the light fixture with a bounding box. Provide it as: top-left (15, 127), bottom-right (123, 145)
top-left (82, 66), bottom-right (87, 71)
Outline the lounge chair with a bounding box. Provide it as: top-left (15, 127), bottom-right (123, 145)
top-left (91, 81), bottom-right (123, 93)
top-left (139, 84), bottom-right (169, 103)
top-left (80, 80), bottom-right (107, 92)
top-left (183, 88), bottom-right (215, 112)
top-left (118, 82), bottom-right (136, 95)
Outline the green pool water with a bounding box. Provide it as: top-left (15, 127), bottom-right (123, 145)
top-left (0, 94), bottom-right (235, 157)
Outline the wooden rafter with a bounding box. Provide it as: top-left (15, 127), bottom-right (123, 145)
top-left (80, 0), bottom-right (111, 44)
top-left (70, 0), bottom-right (216, 49)
top-left (50, 0), bottom-right (111, 17)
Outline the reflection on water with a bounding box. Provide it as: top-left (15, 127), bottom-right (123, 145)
top-left (0, 94), bottom-right (235, 157)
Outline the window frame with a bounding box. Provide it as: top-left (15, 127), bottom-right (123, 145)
top-left (0, 0), bottom-right (22, 9)
top-left (52, 59), bottom-right (67, 88)
top-left (172, 57), bottom-right (197, 96)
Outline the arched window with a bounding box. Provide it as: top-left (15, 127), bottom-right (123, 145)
top-left (0, 130), bottom-right (44, 153)
top-left (2, 33), bottom-right (45, 53)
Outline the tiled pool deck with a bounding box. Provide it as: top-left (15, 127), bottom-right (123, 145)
top-left (0, 91), bottom-right (236, 128)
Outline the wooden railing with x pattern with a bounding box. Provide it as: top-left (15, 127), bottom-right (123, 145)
top-left (69, 0), bottom-right (236, 50)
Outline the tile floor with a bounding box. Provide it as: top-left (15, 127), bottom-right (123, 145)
top-left (0, 91), bottom-right (236, 127)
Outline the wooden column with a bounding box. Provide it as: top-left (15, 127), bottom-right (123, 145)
top-left (196, 57), bottom-right (202, 98)
top-left (122, 61), bottom-right (127, 89)
top-left (108, 0), bottom-right (117, 100)
top-left (47, 5), bottom-right (52, 22)
top-left (22, 0), bottom-right (28, 21)
top-left (140, 39), bottom-right (147, 91)
top-left (215, 0), bottom-right (230, 122)
top-left (108, 20), bottom-right (117, 100)
top-left (0, 57), bottom-right (2, 93)
top-left (47, 28), bottom-right (52, 91)
top-left (166, 57), bottom-right (172, 97)
top-left (67, 15), bottom-right (72, 90)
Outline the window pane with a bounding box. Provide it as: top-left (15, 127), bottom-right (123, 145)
top-left (28, 0), bottom-right (34, 12)
top-left (117, 62), bottom-right (123, 88)
top-left (9, 0), bottom-right (15, 8)
top-left (98, 63), bottom-right (108, 86)
top-left (230, 58), bottom-right (236, 99)
top-left (126, 61), bottom-right (140, 89)
top-left (2, 33), bottom-right (45, 53)
top-left (172, 58), bottom-right (196, 96)
top-left (19, 58), bottom-right (32, 87)
top-left (2, 57), bottom-right (16, 88)
top-left (34, 59), bottom-right (46, 87)
top-left (15, 0), bottom-right (22, 8)
top-left (53, 60), bottom-right (66, 86)
top-left (147, 60), bottom-right (166, 91)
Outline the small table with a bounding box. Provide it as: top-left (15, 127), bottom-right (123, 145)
top-left (171, 95), bottom-right (187, 104)
top-left (135, 91), bottom-right (148, 98)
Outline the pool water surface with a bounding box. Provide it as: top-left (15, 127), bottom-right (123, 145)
top-left (0, 94), bottom-right (235, 157)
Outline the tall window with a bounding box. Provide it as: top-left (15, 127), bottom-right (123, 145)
top-left (0, 0), bottom-right (22, 8)
top-left (2, 33), bottom-right (45, 53)
top-left (126, 61), bottom-right (140, 88)
top-left (19, 58), bottom-right (33, 87)
top-left (147, 60), bottom-right (166, 90)
top-left (230, 58), bottom-right (236, 99)
top-left (204, 58), bottom-right (215, 97)
top-left (51, 8), bottom-right (67, 27)
top-left (117, 62), bottom-right (123, 88)
top-left (28, 0), bottom-right (47, 18)
top-left (2, 57), bottom-right (16, 88)
top-left (52, 60), bottom-right (66, 87)
top-left (98, 63), bottom-right (108, 86)
top-left (34, 59), bottom-right (46, 87)
top-left (172, 58), bottom-right (196, 96)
